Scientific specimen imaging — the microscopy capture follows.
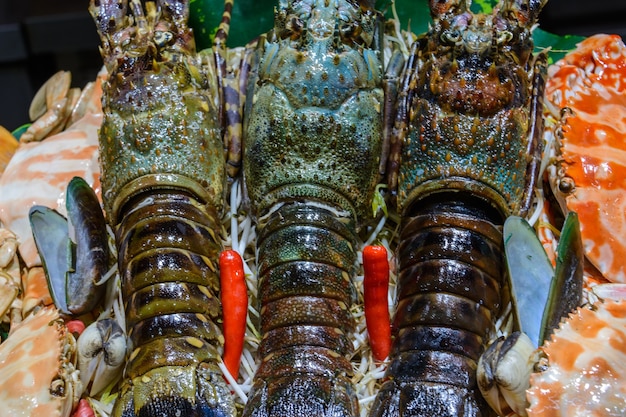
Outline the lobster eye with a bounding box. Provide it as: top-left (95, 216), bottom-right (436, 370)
top-left (496, 30), bottom-right (513, 45)
top-left (441, 29), bottom-right (461, 44)
top-left (286, 16), bottom-right (304, 34)
top-left (154, 31), bottom-right (173, 47)
top-left (339, 21), bottom-right (363, 43)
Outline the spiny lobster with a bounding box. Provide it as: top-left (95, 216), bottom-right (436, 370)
top-left (370, 0), bottom-right (548, 416)
top-left (240, 0), bottom-right (392, 415)
top-left (89, 0), bottom-right (240, 415)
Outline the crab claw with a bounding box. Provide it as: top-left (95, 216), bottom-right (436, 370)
top-left (29, 176), bottom-right (110, 316)
top-left (477, 331), bottom-right (537, 417)
top-left (77, 318), bottom-right (126, 396)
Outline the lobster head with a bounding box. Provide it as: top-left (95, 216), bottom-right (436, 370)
top-left (429, 0), bottom-right (547, 61)
top-left (274, 0), bottom-right (380, 49)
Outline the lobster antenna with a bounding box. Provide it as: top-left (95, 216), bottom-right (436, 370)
top-left (213, 0), bottom-right (235, 141)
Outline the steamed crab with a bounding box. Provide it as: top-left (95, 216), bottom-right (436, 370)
top-left (0, 306), bottom-right (81, 417)
top-left (545, 34), bottom-right (626, 286)
top-left (526, 34), bottom-right (626, 416)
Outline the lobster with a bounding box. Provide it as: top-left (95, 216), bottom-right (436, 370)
top-left (369, 1), bottom-right (548, 416)
top-left (240, 0), bottom-right (392, 415)
top-left (88, 0), bottom-right (239, 415)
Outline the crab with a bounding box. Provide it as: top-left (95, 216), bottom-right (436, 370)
top-left (525, 34), bottom-right (626, 416)
top-left (528, 284), bottom-right (626, 416)
top-left (0, 306), bottom-right (82, 417)
top-left (545, 34), bottom-right (626, 285)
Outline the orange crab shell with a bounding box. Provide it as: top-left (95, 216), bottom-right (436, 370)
top-left (0, 306), bottom-right (80, 417)
top-left (527, 295), bottom-right (626, 416)
top-left (0, 72), bottom-right (104, 268)
top-left (544, 34), bottom-right (626, 284)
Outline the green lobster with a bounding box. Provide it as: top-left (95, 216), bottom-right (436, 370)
top-left (240, 0), bottom-right (392, 415)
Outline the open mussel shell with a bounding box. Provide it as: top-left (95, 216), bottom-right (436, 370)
top-left (504, 213), bottom-right (584, 347)
top-left (540, 211), bottom-right (584, 342)
top-left (30, 205), bottom-right (71, 314)
top-left (503, 216), bottom-right (554, 347)
top-left (30, 176), bottom-right (109, 315)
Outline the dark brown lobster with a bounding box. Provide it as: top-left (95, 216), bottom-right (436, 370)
top-left (369, 1), bottom-right (548, 415)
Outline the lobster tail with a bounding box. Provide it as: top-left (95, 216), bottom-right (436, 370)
top-left (369, 194), bottom-right (504, 417)
top-left (243, 202), bottom-right (359, 417)
top-left (113, 190), bottom-right (235, 417)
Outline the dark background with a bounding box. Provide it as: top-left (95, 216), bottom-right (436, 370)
top-left (1, 0), bottom-right (625, 132)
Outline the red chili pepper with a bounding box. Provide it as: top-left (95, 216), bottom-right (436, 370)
top-left (71, 399), bottom-right (95, 417)
top-left (363, 245), bottom-right (391, 361)
top-left (66, 319), bottom-right (86, 337)
top-left (219, 249), bottom-right (248, 378)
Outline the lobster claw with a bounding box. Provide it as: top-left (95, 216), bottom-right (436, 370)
top-left (29, 176), bottom-right (110, 316)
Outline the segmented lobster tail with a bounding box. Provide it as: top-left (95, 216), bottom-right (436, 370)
top-left (369, 194), bottom-right (504, 417)
top-left (243, 202), bottom-right (359, 417)
top-left (114, 190), bottom-right (235, 417)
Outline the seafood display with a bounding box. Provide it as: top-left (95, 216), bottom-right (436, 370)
top-left (371, 0), bottom-right (548, 416)
top-left (0, 72), bottom-right (104, 269)
top-left (1, 1), bottom-right (626, 416)
top-left (240, 0), bottom-right (387, 415)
